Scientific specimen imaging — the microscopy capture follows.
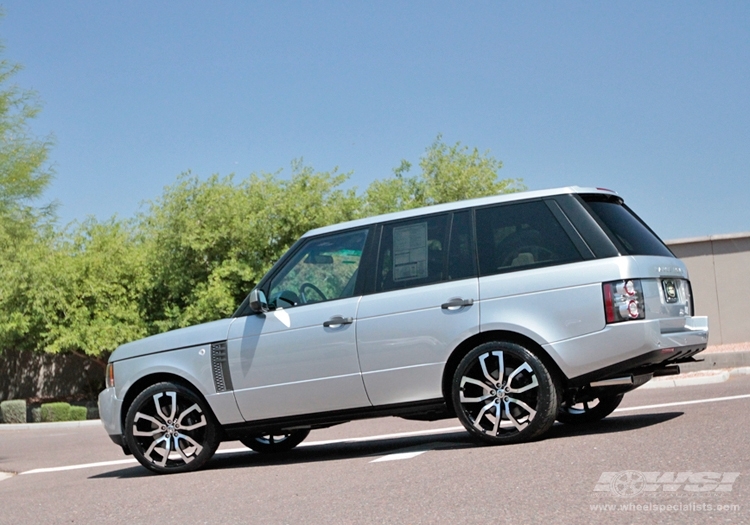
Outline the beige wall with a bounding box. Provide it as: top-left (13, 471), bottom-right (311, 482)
top-left (668, 233), bottom-right (750, 345)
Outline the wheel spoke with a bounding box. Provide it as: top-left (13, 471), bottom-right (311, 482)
top-left (175, 433), bottom-right (203, 463)
top-left (479, 351), bottom-right (503, 385)
top-left (459, 376), bottom-right (494, 403)
top-left (176, 403), bottom-right (207, 431)
top-left (132, 412), bottom-right (164, 437)
top-left (503, 397), bottom-right (537, 431)
top-left (488, 402), bottom-right (502, 435)
top-left (472, 402), bottom-right (496, 432)
top-left (144, 434), bottom-right (170, 467)
top-left (153, 392), bottom-right (177, 423)
top-left (505, 362), bottom-right (538, 394)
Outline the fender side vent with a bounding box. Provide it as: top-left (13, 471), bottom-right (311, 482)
top-left (211, 342), bottom-right (233, 392)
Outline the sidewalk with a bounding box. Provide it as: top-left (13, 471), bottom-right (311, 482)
top-left (643, 342), bottom-right (750, 389)
top-left (682, 342), bottom-right (750, 372)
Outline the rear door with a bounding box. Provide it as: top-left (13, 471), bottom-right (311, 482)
top-left (356, 211), bottom-right (479, 406)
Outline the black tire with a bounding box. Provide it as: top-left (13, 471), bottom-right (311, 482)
top-left (557, 393), bottom-right (624, 424)
top-left (240, 429), bottom-right (310, 454)
top-left (451, 341), bottom-right (559, 445)
top-left (125, 382), bottom-right (221, 474)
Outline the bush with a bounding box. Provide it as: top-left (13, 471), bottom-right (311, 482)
top-left (1, 400), bottom-right (27, 424)
top-left (69, 406), bottom-right (87, 421)
top-left (40, 402), bottom-right (71, 422)
top-left (31, 407), bottom-right (41, 423)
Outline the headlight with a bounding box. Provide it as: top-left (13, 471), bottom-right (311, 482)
top-left (105, 363), bottom-right (115, 388)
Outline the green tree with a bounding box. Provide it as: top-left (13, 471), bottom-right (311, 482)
top-left (140, 161), bottom-right (362, 331)
top-left (37, 219), bottom-right (148, 365)
top-left (0, 36), bottom-right (56, 352)
top-left (364, 135), bottom-right (524, 215)
top-left (0, 44), bottom-right (54, 241)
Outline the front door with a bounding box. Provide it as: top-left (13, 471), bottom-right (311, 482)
top-left (227, 228), bottom-right (372, 421)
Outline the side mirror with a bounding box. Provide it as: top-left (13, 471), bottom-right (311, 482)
top-left (248, 289), bottom-right (269, 314)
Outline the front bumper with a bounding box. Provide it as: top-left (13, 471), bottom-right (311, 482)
top-left (98, 386), bottom-right (123, 444)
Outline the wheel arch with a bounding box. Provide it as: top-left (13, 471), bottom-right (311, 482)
top-left (441, 330), bottom-right (568, 403)
top-left (119, 372), bottom-right (216, 434)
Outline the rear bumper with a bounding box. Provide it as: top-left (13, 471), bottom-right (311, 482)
top-left (544, 316), bottom-right (709, 385)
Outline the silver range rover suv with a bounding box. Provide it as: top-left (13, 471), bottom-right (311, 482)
top-left (99, 187), bottom-right (708, 474)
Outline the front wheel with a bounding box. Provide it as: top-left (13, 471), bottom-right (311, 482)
top-left (125, 382), bottom-right (221, 474)
top-left (557, 394), bottom-right (623, 424)
top-left (240, 429), bottom-right (310, 453)
top-left (451, 341), bottom-right (559, 445)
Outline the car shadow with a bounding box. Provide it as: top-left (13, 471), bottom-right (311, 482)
top-left (89, 411), bottom-right (683, 479)
top-left (544, 411), bottom-right (683, 440)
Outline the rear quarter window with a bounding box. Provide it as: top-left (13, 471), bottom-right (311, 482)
top-left (581, 195), bottom-right (674, 257)
top-left (476, 200), bottom-right (584, 276)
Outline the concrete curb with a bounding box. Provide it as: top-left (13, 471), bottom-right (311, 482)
top-left (682, 351), bottom-right (750, 372)
top-left (0, 419), bottom-right (102, 431)
top-left (642, 367), bottom-right (750, 389)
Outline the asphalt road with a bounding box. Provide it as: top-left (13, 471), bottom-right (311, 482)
top-left (1, 376), bottom-right (748, 524)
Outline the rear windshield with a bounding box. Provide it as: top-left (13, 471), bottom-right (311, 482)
top-left (582, 195), bottom-right (673, 257)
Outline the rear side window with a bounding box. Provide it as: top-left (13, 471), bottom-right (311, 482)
top-left (582, 195), bottom-right (673, 257)
top-left (476, 200), bottom-right (583, 276)
top-left (376, 214), bottom-right (449, 292)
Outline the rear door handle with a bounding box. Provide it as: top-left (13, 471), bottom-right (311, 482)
top-left (441, 298), bottom-right (474, 310)
top-left (323, 316), bottom-right (354, 327)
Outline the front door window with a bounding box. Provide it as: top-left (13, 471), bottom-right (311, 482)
top-left (268, 229), bottom-right (368, 308)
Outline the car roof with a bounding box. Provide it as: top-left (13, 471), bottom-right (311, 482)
top-left (302, 186), bottom-right (617, 238)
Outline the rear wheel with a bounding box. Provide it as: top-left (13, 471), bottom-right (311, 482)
top-left (557, 393), bottom-right (623, 424)
top-left (452, 341), bottom-right (559, 445)
top-left (125, 382), bottom-right (220, 474)
top-left (240, 429), bottom-right (310, 453)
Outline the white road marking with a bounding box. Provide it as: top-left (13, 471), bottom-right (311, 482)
top-left (613, 393), bottom-right (750, 413)
top-left (0, 472), bottom-right (15, 482)
top-left (370, 451), bottom-right (428, 463)
top-left (21, 459), bottom-right (137, 475)
top-left (13, 393), bottom-right (750, 476)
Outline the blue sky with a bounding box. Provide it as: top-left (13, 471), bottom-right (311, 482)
top-left (2, 1), bottom-right (749, 241)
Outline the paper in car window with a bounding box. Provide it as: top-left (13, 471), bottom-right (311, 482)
top-left (393, 222), bottom-right (428, 281)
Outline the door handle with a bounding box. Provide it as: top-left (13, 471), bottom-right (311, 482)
top-left (323, 316), bottom-right (354, 327)
top-left (441, 298), bottom-right (474, 310)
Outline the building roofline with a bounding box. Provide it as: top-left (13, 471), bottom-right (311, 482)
top-left (666, 231), bottom-right (750, 245)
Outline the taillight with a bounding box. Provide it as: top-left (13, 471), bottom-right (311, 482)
top-left (603, 279), bottom-right (645, 323)
top-left (105, 363), bottom-right (115, 388)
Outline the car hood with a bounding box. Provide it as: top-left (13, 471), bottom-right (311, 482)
top-left (109, 318), bottom-right (236, 362)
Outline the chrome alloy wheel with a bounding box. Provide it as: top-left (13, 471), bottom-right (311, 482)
top-left (452, 342), bottom-right (558, 445)
top-left (125, 382), bottom-right (220, 474)
top-left (240, 429), bottom-right (310, 454)
top-left (557, 393), bottom-right (623, 424)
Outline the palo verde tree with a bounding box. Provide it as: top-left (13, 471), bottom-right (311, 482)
top-left (0, 35), bottom-right (56, 353)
